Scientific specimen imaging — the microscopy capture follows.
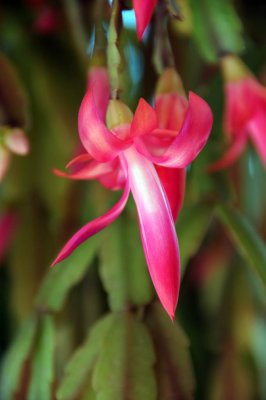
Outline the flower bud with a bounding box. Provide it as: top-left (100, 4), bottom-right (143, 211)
top-left (106, 100), bottom-right (133, 130)
top-left (0, 147), bottom-right (11, 182)
top-left (221, 55), bottom-right (251, 82)
top-left (4, 128), bottom-right (29, 155)
top-left (156, 68), bottom-right (185, 96)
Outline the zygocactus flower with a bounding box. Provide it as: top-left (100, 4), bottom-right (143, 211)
top-left (52, 68), bottom-right (213, 318)
top-left (209, 55), bottom-right (266, 171)
top-left (133, 0), bottom-right (157, 40)
top-left (0, 128), bottom-right (29, 182)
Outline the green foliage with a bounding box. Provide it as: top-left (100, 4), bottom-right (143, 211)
top-left (99, 215), bottom-right (153, 311)
top-left (57, 315), bottom-right (113, 400)
top-left (189, 0), bottom-right (244, 62)
top-left (0, 317), bottom-right (37, 400)
top-left (36, 235), bottom-right (99, 312)
top-left (58, 312), bottom-right (157, 400)
top-left (176, 202), bottom-right (213, 274)
top-left (28, 316), bottom-right (55, 400)
top-left (216, 204), bottom-right (266, 286)
top-left (92, 313), bottom-right (156, 400)
top-left (146, 303), bottom-right (195, 399)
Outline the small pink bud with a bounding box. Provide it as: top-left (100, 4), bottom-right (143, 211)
top-left (5, 128), bottom-right (29, 155)
top-left (0, 147), bottom-right (11, 182)
top-left (221, 55), bottom-right (251, 83)
top-left (156, 68), bottom-right (185, 96)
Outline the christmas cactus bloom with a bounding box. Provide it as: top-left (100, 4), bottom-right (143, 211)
top-left (133, 0), bottom-right (157, 40)
top-left (52, 68), bottom-right (213, 318)
top-left (209, 55), bottom-right (266, 171)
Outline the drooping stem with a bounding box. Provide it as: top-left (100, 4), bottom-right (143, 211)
top-left (153, 0), bottom-right (175, 74)
top-left (107, 0), bottom-right (122, 99)
top-left (92, 0), bottom-right (107, 66)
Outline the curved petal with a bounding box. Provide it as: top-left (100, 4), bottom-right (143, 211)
top-left (155, 93), bottom-right (188, 131)
top-left (87, 67), bottom-right (110, 119)
top-left (124, 147), bottom-right (180, 319)
top-left (66, 153), bottom-right (92, 168)
top-left (130, 98), bottom-right (157, 137)
top-left (224, 81), bottom-right (254, 137)
top-left (155, 166), bottom-right (186, 221)
top-left (78, 90), bottom-right (130, 162)
top-left (53, 161), bottom-right (114, 181)
top-left (207, 133), bottom-right (247, 172)
top-left (249, 111), bottom-right (266, 167)
top-left (136, 92), bottom-right (213, 168)
top-left (133, 0), bottom-right (157, 40)
top-left (51, 179), bottom-right (130, 266)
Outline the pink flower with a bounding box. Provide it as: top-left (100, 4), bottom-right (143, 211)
top-left (133, 0), bottom-right (157, 40)
top-left (52, 68), bottom-right (213, 318)
top-left (0, 128), bottom-right (29, 182)
top-left (209, 55), bottom-right (266, 171)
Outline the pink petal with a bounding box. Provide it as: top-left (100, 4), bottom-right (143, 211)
top-left (124, 147), bottom-right (180, 319)
top-left (224, 80), bottom-right (255, 137)
top-left (54, 158), bottom-right (126, 190)
top-left (66, 153), bottom-right (92, 169)
top-left (87, 67), bottom-right (110, 120)
top-left (208, 133), bottom-right (247, 172)
top-left (133, 0), bottom-right (157, 40)
top-left (130, 98), bottom-right (157, 137)
top-left (136, 92), bottom-right (213, 168)
top-left (155, 166), bottom-right (186, 221)
top-left (249, 111), bottom-right (266, 167)
top-left (78, 90), bottom-right (130, 162)
top-left (54, 160), bottom-right (115, 181)
top-left (155, 93), bottom-right (188, 131)
top-left (52, 178), bottom-right (130, 266)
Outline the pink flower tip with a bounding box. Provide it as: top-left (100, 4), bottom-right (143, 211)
top-left (5, 129), bottom-right (29, 155)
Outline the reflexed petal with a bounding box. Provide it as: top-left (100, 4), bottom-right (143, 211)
top-left (51, 179), bottom-right (130, 266)
top-left (136, 92), bottom-right (213, 168)
top-left (130, 98), bottom-right (157, 137)
top-left (54, 157), bottom-right (126, 190)
top-left (133, 0), bottom-right (157, 40)
top-left (155, 166), bottom-right (186, 221)
top-left (78, 90), bottom-right (130, 162)
top-left (124, 147), bottom-right (180, 318)
top-left (208, 133), bottom-right (247, 172)
top-left (87, 67), bottom-right (110, 119)
top-left (53, 161), bottom-right (114, 181)
top-left (224, 81), bottom-right (254, 137)
top-left (66, 153), bottom-right (92, 168)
